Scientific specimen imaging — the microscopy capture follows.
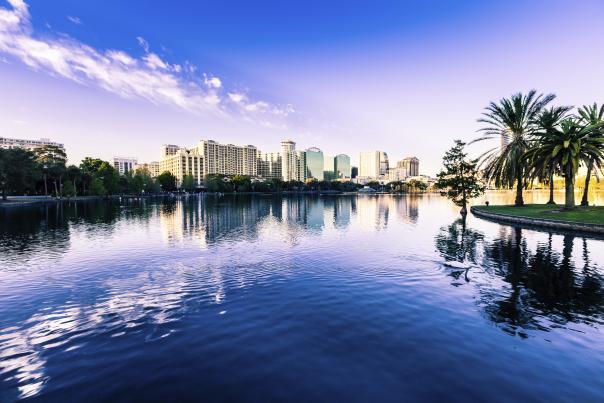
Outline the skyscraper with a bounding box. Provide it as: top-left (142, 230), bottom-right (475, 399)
top-left (281, 140), bottom-right (306, 182)
top-left (323, 154), bottom-right (335, 180)
top-left (359, 151), bottom-right (389, 178)
top-left (305, 147), bottom-right (324, 180)
top-left (334, 154), bottom-right (351, 179)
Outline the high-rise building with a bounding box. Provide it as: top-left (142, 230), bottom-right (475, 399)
top-left (305, 147), bottom-right (324, 180)
top-left (159, 139), bottom-right (258, 187)
top-left (359, 151), bottom-right (389, 178)
top-left (113, 157), bottom-right (138, 174)
top-left (280, 140), bottom-right (306, 182)
top-left (351, 166), bottom-right (358, 179)
top-left (258, 152), bottom-right (282, 179)
top-left (397, 157), bottom-right (420, 177)
top-left (323, 154), bottom-right (336, 180)
top-left (1, 136), bottom-right (65, 152)
top-left (334, 154), bottom-right (351, 179)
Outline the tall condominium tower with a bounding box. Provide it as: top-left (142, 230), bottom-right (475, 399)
top-left (281, 140), bottom-right (306, 182)
top-left (358, 151), bottom-right (389, 178)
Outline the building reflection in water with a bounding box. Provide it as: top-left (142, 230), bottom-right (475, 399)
top-left (156, 194), bottom-right (422, 246)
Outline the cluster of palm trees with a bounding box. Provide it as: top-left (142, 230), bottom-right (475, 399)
top-left (474, 90), bottom-right (604, 209)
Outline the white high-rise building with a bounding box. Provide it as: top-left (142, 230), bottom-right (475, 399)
top-left (396, 157), bottom-right (420, 177)
top-left (359, 151), bottom-right (389, 178)
top-left (113, 157), bottom-right (138, 174)
top-left (280, 140), bottom-right (306, 182)
top-left (159, 139), bottom-right (258, 187)
top-left (0, 136), bottom-right (64, 152)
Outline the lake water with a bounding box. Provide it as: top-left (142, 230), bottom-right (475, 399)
top-left (1, 193), bottom-right (603, 402)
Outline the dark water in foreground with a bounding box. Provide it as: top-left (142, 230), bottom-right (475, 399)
top-left (1, 194), bottom-right (603, 402)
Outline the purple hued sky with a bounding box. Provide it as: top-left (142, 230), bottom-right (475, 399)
top-left (1, 0), bottom-right (604, 174)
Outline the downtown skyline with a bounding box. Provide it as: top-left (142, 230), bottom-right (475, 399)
top-left (2, 0), bottom-right (604, 175)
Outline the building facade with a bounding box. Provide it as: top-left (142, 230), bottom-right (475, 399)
top-left (280, 140), bottom-right (306, 182)
top-left (305, 147), bottom-right (324, 181)
top-left (135, 161), bottom-right (160, 177)
top-left (258, 152), bottom-right (282, 179)
top-left (158, 140), bottom-right (258, 187)
top-left (113, 157), bottom-right (138, 175)
top-left (323, 154), bottom-right (336, 181)
top-left (334, 154), bottom-right (351, 179)
top-left (359, 151), bottom-right (389, 178)
top-left (397, 157), bottom-right (420, 178)
top-left (1, 137), bottom-right (65, 152)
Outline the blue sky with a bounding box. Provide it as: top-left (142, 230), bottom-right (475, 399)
top-left (1, 0), bottom-right (604, 174)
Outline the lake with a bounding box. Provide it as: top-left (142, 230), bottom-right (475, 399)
top-left (1, 193), bottom-right (603, 402)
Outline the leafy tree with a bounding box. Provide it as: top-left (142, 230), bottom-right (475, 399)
top-left (474, 90), bottom-right (555, 206)
top-left (66, 165), bottom-right (82, 196)
top-left (231, 175), bottom-right (251, 192)
top-left (89, 177), bottom-right (107, 196)
top-left (62, 180), bottom-right (76, 198)
top-left (527, 105), bottom-right (572, 204)
top-left (525, 119), bottom-right (604, 209)
top-left (157, 171), bottom-right (177, 192)
top-left (35, 145), bottom-right (67, 197)
top-left (97, 161), bottom-right (120, 195)
top-left (436, 140), bottom-right (485, 215)
top-left (79, 157), bottom-right (106, 195)
top-left (0, 148), bottom-right (40, 199)
top-left (181, 174), bottom-right (197, 192)
top-left (577, 103), bottom-right (604, 206)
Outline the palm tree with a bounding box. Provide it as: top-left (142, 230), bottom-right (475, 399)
top-left (474, 90), bottom-right (555, 206)
top-left (526, 106), bottom-right (572, 204)
top-left (577, 103), bottom-right (604, 206)
top-left (526, 119), bottom-right (604, 209)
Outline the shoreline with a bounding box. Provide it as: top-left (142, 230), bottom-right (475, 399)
top-left (471, 205), bottom-right (604, 236)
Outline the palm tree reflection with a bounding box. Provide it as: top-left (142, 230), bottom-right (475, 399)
top-left (436, 220), bottom-right (604, 336)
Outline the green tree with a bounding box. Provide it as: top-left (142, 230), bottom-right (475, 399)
top-left (577, 103), bottom-right (604, 206)
top-left (98, 161), bottom-right (120, 195)
top-left (89, 177), bottom-right (107, 196)
top-left (0, 148), bottom-right (39, 200)
top-left (157, 171), bottom-right (177, 192)
top-left (527, 106), bottom-right (572, 204)
top-left (79, 157), bottom-right (106, 195)
top-left (436, 140), bottom-right (485, 215)
top-left (66, 165), bottom-right (82, 196)
top-left (474, 90), bottom-right (555, 206)
top-left (526, 118), bottom-right (604, 209)
top-left (62, 180), bottom-right (76, 198)
top-left (35, 145), bottom-right (67, 197)
top-left (181, 174), bottom-right (197, 192)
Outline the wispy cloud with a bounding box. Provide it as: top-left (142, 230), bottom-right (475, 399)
top-left (0, 0), bottom-right (294, 126)
top-left (66, 15), bottom-right (81, 25)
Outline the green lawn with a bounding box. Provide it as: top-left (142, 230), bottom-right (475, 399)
top-left (473, 204), bottom-right (604, 225)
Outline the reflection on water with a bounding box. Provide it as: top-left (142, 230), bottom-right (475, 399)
top-left (1, 193), bottom-right (604, 401)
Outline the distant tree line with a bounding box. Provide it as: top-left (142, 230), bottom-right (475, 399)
top-left (0, 145), bottom-right (178, 200)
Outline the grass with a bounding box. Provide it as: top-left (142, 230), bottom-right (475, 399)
top-left (473, 204), bottom-right (604, 226)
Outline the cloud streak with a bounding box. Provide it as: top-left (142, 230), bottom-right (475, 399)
top-left (0, 0), bottom-right (294, 126)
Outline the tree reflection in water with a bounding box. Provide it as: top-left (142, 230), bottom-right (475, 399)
top-left (436, 219), bottom-right (604, 337)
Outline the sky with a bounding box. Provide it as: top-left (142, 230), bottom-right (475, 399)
top-left (1, 0), bottom-right (604, 175)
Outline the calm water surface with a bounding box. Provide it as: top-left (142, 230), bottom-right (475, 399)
top-left (1, 193), bottom-right (603, 402)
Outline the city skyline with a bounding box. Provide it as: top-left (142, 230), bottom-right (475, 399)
top-left (2, 0), bottom-right (604, 175)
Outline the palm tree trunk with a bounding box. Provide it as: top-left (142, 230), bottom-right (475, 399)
top-left (547, 170), bottom-right (555, 205)
top-left (564, 173), bottom-right (576, 210)
top-left (515, 171), bottom-right (524, 207)
top-left (580, 159), bottom-right (593, 206)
